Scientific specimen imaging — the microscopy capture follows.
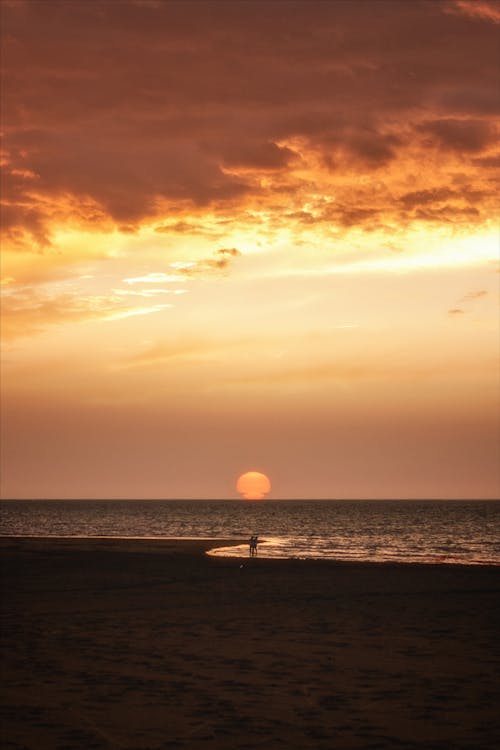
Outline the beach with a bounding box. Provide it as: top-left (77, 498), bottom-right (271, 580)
top-left (1, 538), bottom-right (499, 749)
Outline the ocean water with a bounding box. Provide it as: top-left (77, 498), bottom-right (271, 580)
top-left (1, 499), bottom-right (499, 565)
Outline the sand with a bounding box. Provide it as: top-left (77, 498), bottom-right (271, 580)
top-left (1, 537), bottom-right (499, 750)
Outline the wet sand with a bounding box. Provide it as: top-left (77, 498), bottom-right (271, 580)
top-left (1, 537), bottom-right (499, 749)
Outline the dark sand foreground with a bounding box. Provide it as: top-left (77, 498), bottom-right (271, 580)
top-left (1, 538), bottom-right (499, 750)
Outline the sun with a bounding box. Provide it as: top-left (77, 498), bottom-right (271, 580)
top-left (236, 471), bottom-right (271, 500)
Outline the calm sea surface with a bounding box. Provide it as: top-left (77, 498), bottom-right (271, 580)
top-left (0, 499), bottom-right (499, 565)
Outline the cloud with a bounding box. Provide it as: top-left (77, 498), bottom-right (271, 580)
top-left (112, 288), bottom-right (188, 298)
top-left (154, 220), bottom-right (221, 236)
top-left (1, 291), bottom-right (98, 339)
top-left (202, 247), bottom-right (242, 270)
top-left (124, 273), bottom-right (186, 284)
top-left (104, 304), bottom-right (172, 321)
top-left (341, 130), bottom-right (401, 168)
top-left (214, 141), bottom-right (297, 170)
top-left (399, 188), bottom-right (456, 208)
top-left (413, 205), bottom-right (480, 223)
top-left (123, 248), bottom-right (242, 282)
top-left (472, 154), bottom-right (500, 168)
top-left (447, 289), bottom-right (489, 316)
top-left (122, 339), bottom-right (215, 368)
top-left (332, 205), bottom-right (381, 229)
top-left (449, 1), bottom-right (500, 23)
top-left (219, 358), bottom-right (451, 389)
top-left (1, 0), bottom-right (498, 245)
top-left (0, 200), bottom-right (52, 247)
top-left (461, 290), bottom-right (488, 302)
top-left (417, 119), bottom-right (497, 153)
top-left (179, 248), bottom-right (242, 273)
top-left (1, 289), bottom-right (173, 339)
top-left (216, 248), bottom-right (241, 258)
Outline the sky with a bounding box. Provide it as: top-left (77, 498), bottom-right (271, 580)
top-left (1, 0), bottom-right (499, 500)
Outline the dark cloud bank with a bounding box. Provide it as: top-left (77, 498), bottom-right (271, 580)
top-left (1, 0), bottom-right (498, 243)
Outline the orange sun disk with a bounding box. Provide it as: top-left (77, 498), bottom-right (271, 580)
top-left (236, 471), bottom-right (271, 500)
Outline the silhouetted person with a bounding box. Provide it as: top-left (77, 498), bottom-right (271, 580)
top-left (249, 535), bottom-right (258, 556)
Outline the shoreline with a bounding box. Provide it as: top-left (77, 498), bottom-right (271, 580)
top-left (1, 535), bottom-right (499, 568)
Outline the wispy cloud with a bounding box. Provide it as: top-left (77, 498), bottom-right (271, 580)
top-left (104, 304), bottom-right (172, 321)
top-left (2, 290), bottom-right (174, 339)
top-left (122, 248), bottom-right (241, 287)
top-left (449, 0), bottom-right (500, 23)
top-left (448, 289), bottom-right (490, 315)
top-left (112, 288), bottom-right (188, 298)
top-left (461, 290), bottom-right (488, 302)
top-left (123, 273), bottom-right (186, 284)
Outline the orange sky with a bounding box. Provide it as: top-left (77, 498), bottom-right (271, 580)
top-left (1, 0), bottom-right (499, 499)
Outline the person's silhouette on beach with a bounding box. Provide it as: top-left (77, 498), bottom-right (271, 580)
top-left (249, 535), bottom-right (258, 556)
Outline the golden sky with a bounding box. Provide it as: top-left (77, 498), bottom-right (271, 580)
top-left (1, 0), bottom-right (499, 499)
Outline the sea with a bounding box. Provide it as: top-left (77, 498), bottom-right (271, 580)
top-left (1, 499), bottom-right (499, 565)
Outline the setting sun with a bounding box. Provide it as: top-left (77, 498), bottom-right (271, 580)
top-left (236, 472), bottom-right (271, 500)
